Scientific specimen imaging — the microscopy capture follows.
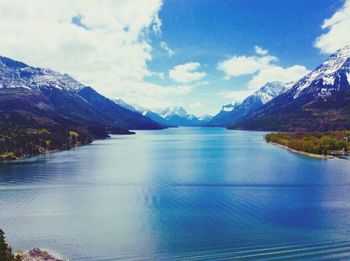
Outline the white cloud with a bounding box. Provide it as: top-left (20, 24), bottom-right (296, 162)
top-left (218, 47), bottom-right (309, 90)
top-left (217, 55), bottom-right (278, 78)
top-left (189, 102), bottom-right (203, 109)
top-left (160, 41), bottom-right (175, 57)
top-left (0, 0), bottom-right (167, 99)
top-left (169, 62), bottom-right (207, 83)
top-left (315, 0), bottom-right (350, 53)
top-left (218, 89), bottom-right (254, 103)
top-left (116, 82), bottom-right (194, 110)
top-left (254, 45), bottom-right (269, 55)
top-left (247, 65), bottom-right (309, 89)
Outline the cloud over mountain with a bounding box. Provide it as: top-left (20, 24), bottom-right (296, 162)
top-left (169, 62), bottom-right (207, 84)
top-left (0, 1), bottom-right (181, 103)
top-left (217, 47), bottom-right (309, 90)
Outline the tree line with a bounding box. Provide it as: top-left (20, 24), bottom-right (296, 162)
top-left (265, 131), bottom-right (350, 155)
top-left (0, 122), bottom-right (91, 160)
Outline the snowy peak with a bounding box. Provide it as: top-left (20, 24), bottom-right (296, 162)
top-left (229, 46), bottom-right (350, 132)
top-left (152, 106), bottom-right (203, 126)
top-left (0, 55), bottom-right (85, 91)
top-left (239, 81), bottom-right (286, 110)
top-left (291, 45), bottom-right (350, 99)
top-left (252, 81), bottom-right (286, 104)
top-left (114, 98), bottom-right (138, 112)
top-left (158, 106), bottom-right (191, 119)
top-left (207, 81), bottom-right (289, 127)
top-left (197, 114), bottom-right (213, 122)
top-left (323, 45), bottom-right (350, 73)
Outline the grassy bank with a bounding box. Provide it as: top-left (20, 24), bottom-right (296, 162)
top-left (265, 131), bottom-right (350, 158)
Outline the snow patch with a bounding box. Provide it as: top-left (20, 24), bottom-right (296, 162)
top-left (293, 45), bottom-right (350, 99)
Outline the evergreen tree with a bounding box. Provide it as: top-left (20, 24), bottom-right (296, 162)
top-left (0, 229), bottom-right (17, 261)
top-left (0, 229), bottom-right (8, 261)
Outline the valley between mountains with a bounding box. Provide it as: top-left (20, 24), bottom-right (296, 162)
top-left (1, 45), bottom-right (350, 160)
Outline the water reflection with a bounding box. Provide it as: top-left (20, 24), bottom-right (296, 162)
top-left (1, 128), bottom-right (350, 260)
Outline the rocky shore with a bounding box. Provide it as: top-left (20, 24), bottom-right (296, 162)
top-left (19, 248), bottom-right (65, 261)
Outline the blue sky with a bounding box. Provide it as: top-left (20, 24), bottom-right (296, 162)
top-left (146, 0), bottom-right (346, 115)
top-left (0, 0), bottom-right (349, 115)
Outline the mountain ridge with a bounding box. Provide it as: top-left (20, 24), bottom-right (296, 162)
top-left (0, 54), bottom-right (164, 159)
top-left (208, 81), bottom-right (288, 127)
top-left (230, 46), bottom-right (350, 131)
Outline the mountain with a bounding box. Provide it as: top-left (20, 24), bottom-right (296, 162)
top-left (114, 98), bottom-right (139, 112)
top-left (156, 106), bottom-right (203, 126)
top-left (197, 114), bottom-right (213, 123)
top-left (208, 81), bottom-right (287, 127)
top-left (141, 110), bottom-right (175, 127)
top-left (230, 45), bottom-right (350, 131)
top-left (113, 99), bottom-right (211, 127)
top-left (77, 87), bottom-right (163, 130)
top-left (0, 55), bottom-right (164, 158)
top-left (112, 100), bottom-right (175, 127)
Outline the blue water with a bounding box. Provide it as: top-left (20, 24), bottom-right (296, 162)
top-left (1, 128), bottom-right (350, 260)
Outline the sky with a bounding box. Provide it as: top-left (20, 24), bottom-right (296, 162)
top-left (0, 0), bottom-right (349, 116)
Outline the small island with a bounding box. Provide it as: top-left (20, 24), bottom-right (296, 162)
top-left (265, 131), bottom-right (350, 159)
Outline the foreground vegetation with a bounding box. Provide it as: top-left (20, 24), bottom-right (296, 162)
top-left (265, 131), bottom-right (350, 156)
top-left (0, 229), bottom-right (22, 261)
top-left (0, 122), bottom-right (92, 160)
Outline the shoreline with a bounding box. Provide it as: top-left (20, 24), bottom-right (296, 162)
top-left (268, 141), bottom-right (333, 159)
top-left (0, 144), bottom-right (88, 163)
top-left (18, 248), bottom-right (66, 261)
top-left (0, 131), bottom-right (136, 163)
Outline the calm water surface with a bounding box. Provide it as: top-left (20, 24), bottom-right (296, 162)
top-left (1, 128), bottom-right (350, 260)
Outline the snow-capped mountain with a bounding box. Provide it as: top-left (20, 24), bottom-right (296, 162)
top-left (0, 56), bottom-right (85, 91)
top-left (158, 106), bottom-right (192, 119)
top-left (111, 100), bottom-right (175, 127)
top-left (156, 106), bottom-right (202, 126)
top-left (251, 81), bottom-right (288, 104)
top-left (197, 114), bottom-right (213, 122)
top-left (291, 45), bottom-right (350, 99)
top-left (112, 101), bottom-right (200, 127)
top-left (114, 98), bottom-right (139, 112)
top-left (0, 55), bottom-right (163, 137)
top-left (231, 45), bottom-right (350, 131)
top-left (142, 110), bottom-right (175, 127)
top-left (208, 81), bottom-right (286, 126)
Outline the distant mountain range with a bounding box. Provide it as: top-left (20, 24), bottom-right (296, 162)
top-left (230, 45), bottom-right (350, 131)
top-left (208, 81), bottom-right (290, 127)
top-left (155, 106), bottom-right (203, 126)
top-left (0, 55), bottom-right (163, 140)
top-left (114, 101), bottom-right (211, 127)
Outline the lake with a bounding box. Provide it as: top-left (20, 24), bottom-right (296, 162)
top-left (1, 127), bottom-right (350, 260)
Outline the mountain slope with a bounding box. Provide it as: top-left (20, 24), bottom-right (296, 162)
top-left (114, 98), bottom-right (139, 112)
top-left (208, 81), bottom-right (286, 127)
top-left (141, 110), bottom-right (176, 127)
top-left (113, 99), bottom-right (175, 128)
top-left (78, 87), bottom-right (163, 130)
top-left (230, 46), bottom-right (350, 131)
top-left (0, 55), bottom-right (163, 134)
